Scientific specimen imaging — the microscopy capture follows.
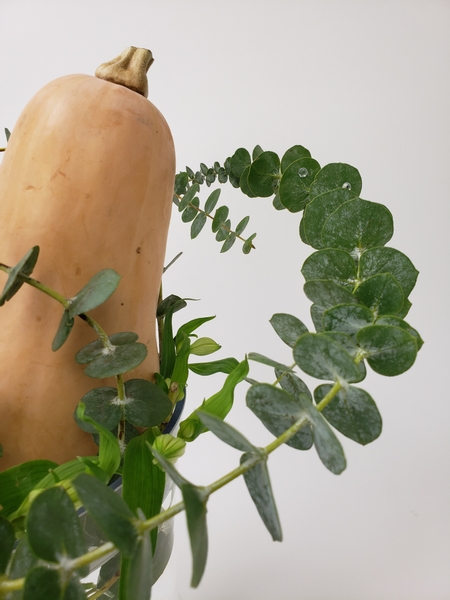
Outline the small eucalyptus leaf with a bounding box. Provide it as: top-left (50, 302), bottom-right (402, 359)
top-left (301, 248), bottom-right (357, 289)
top-left (124, 379), bottom-right (172, 428)
top-left (84, 342), bottom-right (148, 378)
top-left (191, 211), bottom-right (207, 239)
top-left (52, 309), bottom-right (75, 351)
top-left (204, 188), bottom-right (221, 213)
top-left (0, 246), bottom-right (40, 306)
top-left (269, 313), bottom-right (308, 348)
top-left (309, 163), bottom-right (362, 200)
top-left (197, 410), bottom-right (256, 452)
top-left (67, 269), bottom-right (121, 318)
top-left (300, 188), bottom-right (354, 249)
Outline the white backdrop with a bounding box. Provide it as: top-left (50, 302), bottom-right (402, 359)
top-left (1, 2), bottom-right (449, 599)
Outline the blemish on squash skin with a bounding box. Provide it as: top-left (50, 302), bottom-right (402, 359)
top-left (75, 267), bottom-right (81, 277)
top-left (25, 185), bottom-right (36, 191)
top-left (136, 247), bottom-right (141, 254)
top-left (36, 316), bottom-right (42, 322)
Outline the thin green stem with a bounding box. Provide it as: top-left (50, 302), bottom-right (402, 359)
top-left (315, 380), bottom-right (342, 412)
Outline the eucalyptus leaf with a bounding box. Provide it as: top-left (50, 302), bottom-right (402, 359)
top-left (239, 164), bottom-right (257, 198)
top-left (293, 332), bottom-right (361, 382)
top-left (124, 379), bottom-right (172, 428)
top-left (204, 188), bottom-right (221, 213)
top-left (247, 352), bottom-right (294, 372)
top-left (181, 483), bottom-right (209, 588)
top-left (178, 183), bottom-right (200, 211)
top-left (301, 248), bottom-right (357, 289)
top-left (221, 233), bottom-right (237, 253)
top-left (314, 384), bottom-right (382, 445)
top-left (300, 188), bottom-right (355, 249)
top-left (323, 304), bottom-right (374, 336)
top-left (26, 487), bottom-right (88, 573)
top-left (73, 473), bottom-right (138, 557)
top-left (75, 332), bottom-right (138, 364)
top-left (7, 538), bottom-right (38, 593)
top-left (269, 313), bottom-right (308, 348)
top-left (191, 211), bottom-right (207, 239)
top-left (309, 163), bottom-right (362, 200)
top-left (197, 410), bottom-right (256, 452)
top-left (359, 246), bottom-right (419, 297)
top-left (84, 342), bottom-right (148, 378)
top-left (23, 567), bottom-right (87, 600)
top-left (73, 387), bottom-right (120, 433)
top-left (235, 216), bottom-right (250, 236)
top-left (275, 369), bottom-right (312, 402)
top-left (322, 198), bottom-right (394, 252)
top-left (247, 151), bottom-right (280, 197)
top-left (0, 246), bottom-right (40, 306)
top-left (67, 269), bottom-right (121, 318)
top-left (215, 219), bottom-right (231, 242)
top-left (375, 315), bottom-right (424, 350)
top-left (229, 148), bottom-right (251, 180)
top-left (211, 206), bottom-right (229, 233)
top-left (278, 158), bottom-right (321, 212)
top-left (182, 197), bottom-right (200, 222)
top-left (51, 309), bottom-right (75, 351)
top-left (320, 331), bottom-right (367, 382)
top-left (303, 280), bottom-right (357, 309)
top-left (120, 528), bottom-right (153, 600)
top-left (356, 325), bottom-right (417, 376)
top-left (355, 273), bottom-right (404, 316)
top-left (280, 145), bottom-right (311, 172)
top-left (246, 384), bottom-right (312, 450)
top-left (241, 454), bottom-right (282, 541)
top-left (242, 233), bottom-right (257, 254)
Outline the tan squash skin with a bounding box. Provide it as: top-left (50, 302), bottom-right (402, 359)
top-left (0, 67), bottom-right (175, 471)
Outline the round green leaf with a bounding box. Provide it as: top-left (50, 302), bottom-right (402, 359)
top-left (275, 369), bottom-right (313, 402)
top-left (278, 157), bottom-right (321, 212)
top-left (322, 198), bottom-right (394, 252)
top-left (301, 249), bottom-right (357, 289)
top-left (246, 383), bottom-right (313, 450)
top-left (280, 145), bottom-right (311, 172)
top-left (73, 387), bottom-right (121, 433)
top-left (84, 342), bottom-right (148, 378)
top-left (26, 487), bottom-right (88, 569)
top-left (320, 331), bottom-right (367, 383)
top-left (375, 315), bottom-right (424, 350)
top-left (323, 304), bottom-right (374, 335)
top-left (75, 332), bottom-right (139, 364)
top-left (310, 303), bottom-right (325, 332)
top-left (247, 151), bottom-right (281, 197)
top-left (124, 379), bottom-right (172, 427)
top-left (314, 384), bottom-right (382, 445)
top-left (309, 163), bottom-right (362, 201)
top-left (356, 325), bottom-right (417, 376)
top-left (355, 273), bottom-right (404, 316)
top-left (239, 164), bottom-right (257, 198)
top-left (293, 333), bottom-right (361, 382)
top-left (269, 313), bottom-right (309, 348)
top-left (67, 269), bottom-right (121, 318)
top-left (300, 188), bottom-right (355, 248)
top-left (303, 280), bottom-right (357, 309)
top-left (229, 147), bottom-right (251, 180)
top-left (359, 246), bottom-right (419, 297)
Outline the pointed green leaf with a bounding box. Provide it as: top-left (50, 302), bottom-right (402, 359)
top-left (182, 197), bottom-right (200, 222)
top-left (359, 246), bottom-right (419, 297)
top-left (26, 487), bottom-right (88, 573)
top-left (0, 246), bottom-right (40, 306)
top-left (5, 127), bottom-right (11, 142)
top-left (67, 269), bottom-right (121, 318)
top-left (242, 232), bottom-right (257, 254)
top-left (323, 304), bottom-right (374, 336)
top-left (269, 313), bottom-right (309, 348)
top-left (278, 158), bottom-right (321, 212)
top-left (182, 483), bottom-right (208, 588)
top-left (315, 384), bottom-right (382, 445)
top-left (175, 315), bottom-right (215, 343)
top-left (309, 163), bottom-right (362, 200)
top-left (303, 280), bottom-right (357, 309)
top-left (300, 188), bottom-right (355, 249)
top-left (197, 410), bottom-right (256, 452)
top-left (73, 473), bottom-right (138, 557)
top-left (241, 454), bottom-right (282, 541)
top-left (84, 342), bottom-right (148, 378)
top-left (221, 232), bottom-right (237, 253)
top-left (188, 357), bottom-right (239, 376)
top-left (301, 248), bottom-right (357, 289)
top-left (0, 516), bottom-right (15, 574)
top-left (246, 384), bottom-right (312, 450)
top-left (52, 310), bottom-right (75, 351)
top-left (215, 219), bottom-right (231, 242)
top-left (124, 379), bottom-right (172, 428)
top-left (280, 145), bottom-right (311, 172)
top-left (293, 332), bottom-right (361, 382)
top-left (355, 273), bottom-right (404, 316)
top-left (247, 151), bottom-right (280, 197)
top-left (322, 198), bottom-right (393, 252)
top-left (356, 325), bottom-right (417, 376)
top-left (178, 359), bottom-right (249, 442)
top-left (149, 446), bottom-right (191, 489)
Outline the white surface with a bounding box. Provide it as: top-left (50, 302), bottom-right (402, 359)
top-left (1, 1), bottom-right (449, 599)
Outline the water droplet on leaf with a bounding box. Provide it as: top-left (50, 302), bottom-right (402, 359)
top-left (298, 167), bottom-right (309, 178)
top-left (342, 182), bottom-right (352, 190)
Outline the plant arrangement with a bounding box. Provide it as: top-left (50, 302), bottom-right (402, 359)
top-left (0, 47), bottom-right (423, 600)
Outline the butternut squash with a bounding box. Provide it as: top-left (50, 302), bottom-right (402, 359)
top-left (0, 47), bottom-right (175, 471)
